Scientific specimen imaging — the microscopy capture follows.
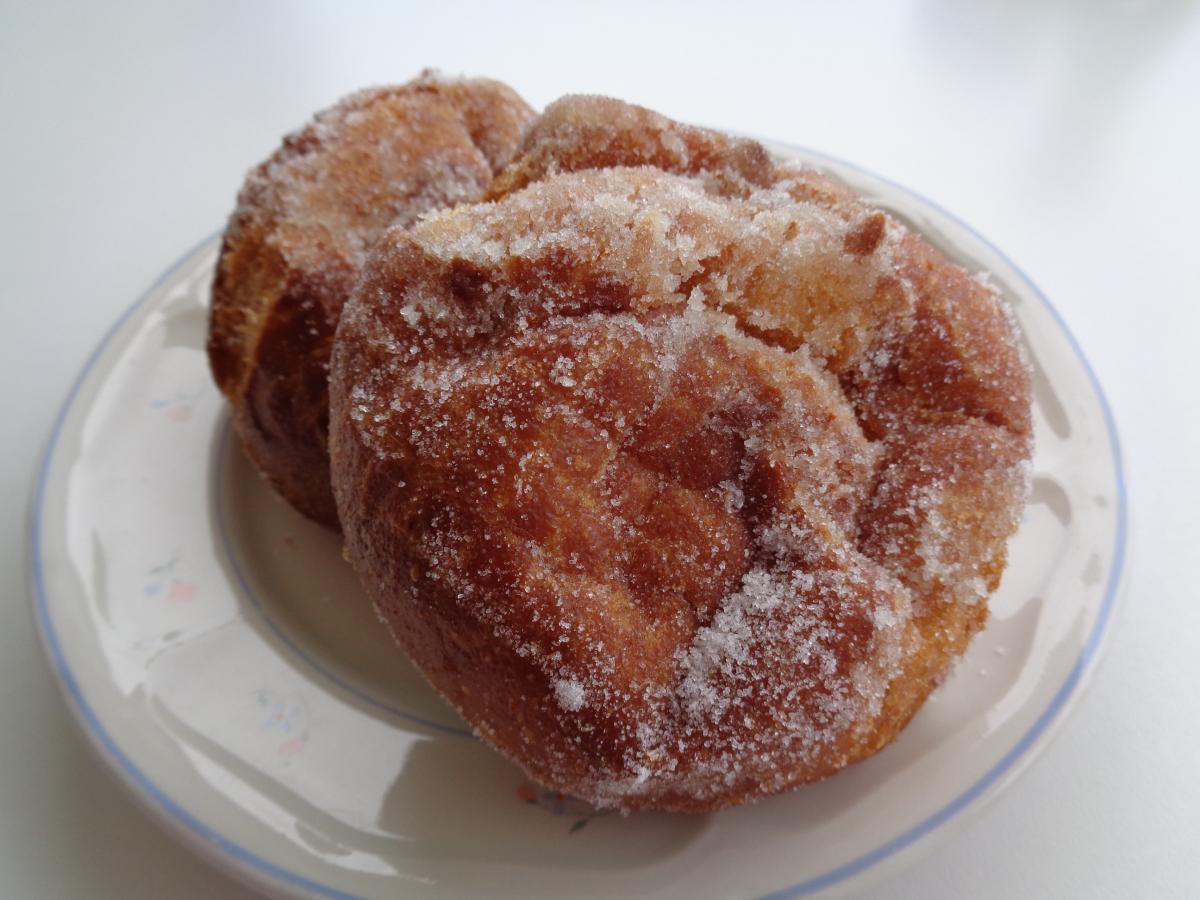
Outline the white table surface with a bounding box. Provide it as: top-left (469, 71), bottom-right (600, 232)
top-left (3, 2), bottom-right (1197, 897)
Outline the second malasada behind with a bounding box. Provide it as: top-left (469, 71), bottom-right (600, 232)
top-left (208, 72), bottom-right (535, 526)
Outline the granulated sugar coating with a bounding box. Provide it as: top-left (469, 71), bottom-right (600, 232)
top-left (208, 72), bottom-right (534, 525)
top-left (328, 97), bottom-right (1033, 812)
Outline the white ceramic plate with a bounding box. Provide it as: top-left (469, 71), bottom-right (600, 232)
top-left (29, 146), bottom-right (1126, 900)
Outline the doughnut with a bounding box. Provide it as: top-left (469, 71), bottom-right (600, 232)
top-left (328, 98), bottom-right (1033, 811)
top-left (208, 73), bottom-right (534, 525)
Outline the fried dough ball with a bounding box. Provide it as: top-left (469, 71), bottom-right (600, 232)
top-left (208, 73), bottom-right (534, 525)
top-left (329, 100), bottom-right (1032, 811)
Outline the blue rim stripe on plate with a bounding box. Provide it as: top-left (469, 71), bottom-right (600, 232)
top-left (28, 149), bottom-right (1128, 899)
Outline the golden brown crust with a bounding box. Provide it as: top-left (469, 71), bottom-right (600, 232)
top-left (208, 74), bottom-right (535, 525)
top-left (329, 97), bottom-right (1033, 811)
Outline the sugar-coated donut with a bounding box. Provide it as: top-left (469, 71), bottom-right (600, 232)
top-left (208, 73), bottom-right (534, 525)
top-left (328, 97), bottom-right (1033, 811)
